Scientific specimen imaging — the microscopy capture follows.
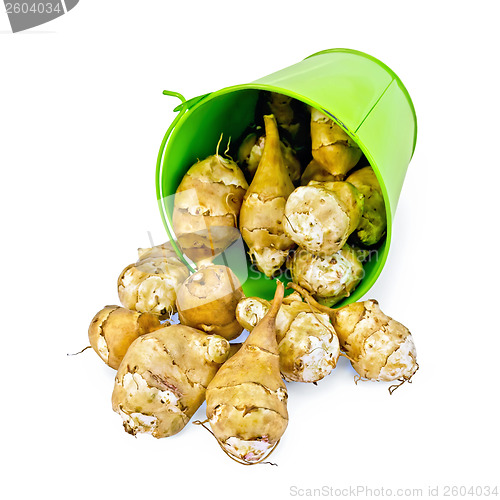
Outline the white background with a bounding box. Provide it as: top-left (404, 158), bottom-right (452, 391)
top-left (1, 1), bottom-right (499, 498)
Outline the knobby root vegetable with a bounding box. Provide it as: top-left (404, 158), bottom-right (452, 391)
top-left (205, 281), bottom-right (288, 464)
top-left (112, 324), bottom-right (230, 438)
top-left (176, 265), bottom-right (245, 341)
top-left (237, 130), bottom-right (301, 183)
top-left (239, 115), bottom-right (295, 277)
top-left (300, 159), bottom-right (342, 185)
top-left (287, 245), bottom-right (364, 307)
top-left (284, 181), bottom-right (364, 256)
top-left (262, 92), bottom-right (302, 139)
top-left (236, 292), bottom-right (339, 383)
top-left (117, 252), bottom-right (189, 320)
top-left (172, 152), bottom-right (248, 264)
top-left (311, 108), bottom-right (362, 177)
top-left (349, 245), bottom-right (374, 263)
top-left (289, 284), bottom-right (418, 391)
top-left (228, 342), bottom-right (242, 358)
top-left (334, 300), bottom-right (418, 388)
top-left (88, 306), bottom-right (162, 370)
top-left (346, 166), bottom-right (387, 246)
top-left (137, 241), bottom-right (180, 261)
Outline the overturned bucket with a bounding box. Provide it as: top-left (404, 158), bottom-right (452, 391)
top-left (156, 48), bottom-right (417, 303)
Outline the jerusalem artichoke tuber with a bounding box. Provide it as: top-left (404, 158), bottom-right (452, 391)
top-left (112, 324), bottom-right (230, 438)
top-left (346, 166), bottom-right (387, 246)
top-left (117, 253), bottom-right (189, 320)
top-left (287, 245), bottom-right (364, 307)
top-left (283, 181), bottom-right (364, 256)
top-left (239, 115), bottom-right (295, 277)
top-left (289, 284), bottom-right (418, 388)
top-left (311, 108), bottom-right (362, 177)
top-left (205, 281), bottom-right (288, 464)
top-left (88, 306), bottom-right (162, 370)
top-left (300, 159), bottom-right (341, 185)
top-left (172, 153), bottom-right (248, 264)
top-left (237, 129), bottom-right (301, 183)
top-left (176, 265), bottom-right (244, 341)
top-left (236, 292), bottom-right (339, 383)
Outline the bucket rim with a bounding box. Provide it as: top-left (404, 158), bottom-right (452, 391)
top-left (157, 83), bottom-right (393, 301)
top-left (305, 48), bottom-right (418, 158)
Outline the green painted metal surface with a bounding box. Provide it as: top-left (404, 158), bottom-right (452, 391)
top-left (156, 49), bottom-right (417, 302)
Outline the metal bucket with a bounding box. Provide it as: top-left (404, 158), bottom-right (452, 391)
top-left (156, 48), bottom-right (417, 302)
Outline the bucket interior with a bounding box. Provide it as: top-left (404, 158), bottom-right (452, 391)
top-left (158, 88), bottom-right (390, 303)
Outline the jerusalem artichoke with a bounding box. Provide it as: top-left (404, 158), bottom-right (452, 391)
top-left (236, 292), bottom-right (339, 383)
top-left (112, 324), bottom-right (230, 438)
top-left (289, 284), bottom-right (418, 388)
top-left (173, 153), bottom-right (248, 264)
top-left (346, 166), bottom-right (387, 246)
top-left (205, 281), bottom-right (288, 464)
top-left (176, 265), bottom-right (244, 341)
top-left (287, 245), bottom-right (364, 307)
top-left (88, 306), bottom-right (162, 370)
top-left (239, 115), bottom-right (295, 277)
top-left (283, 181), bottom-right (364, 256)
top-left (237, 129), bottom-right (301, 183)
top-left (117, 253), bottom-right (189, 320)
top-left (300, 159), bottom-right (341, 185)
top-left (311, 108), bottom-right (362, 177)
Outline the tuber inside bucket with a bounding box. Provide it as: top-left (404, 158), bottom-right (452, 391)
top-left (156, 49), bottom-right (417, 303)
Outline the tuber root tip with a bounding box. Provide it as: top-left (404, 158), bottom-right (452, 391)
top-left (67, 345), bottom-right (92, 357)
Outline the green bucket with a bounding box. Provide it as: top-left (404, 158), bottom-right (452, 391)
top-left (156, 48), bottom-right (417, 303)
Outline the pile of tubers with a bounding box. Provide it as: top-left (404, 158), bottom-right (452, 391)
top-left (85, 92), bottom-right (418, 465)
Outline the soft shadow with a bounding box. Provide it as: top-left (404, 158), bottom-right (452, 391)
top-left (0, 30), bottom-right (56, 34)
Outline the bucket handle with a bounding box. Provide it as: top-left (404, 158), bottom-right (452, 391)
top-left (155, 90), bottom-right (191, 267)
top-left (157, 90), bottom-right (188, 168)
top-left (156, 90), bottom-right (211, 271)
top-left (156, 90), bottom-right (211, 179)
